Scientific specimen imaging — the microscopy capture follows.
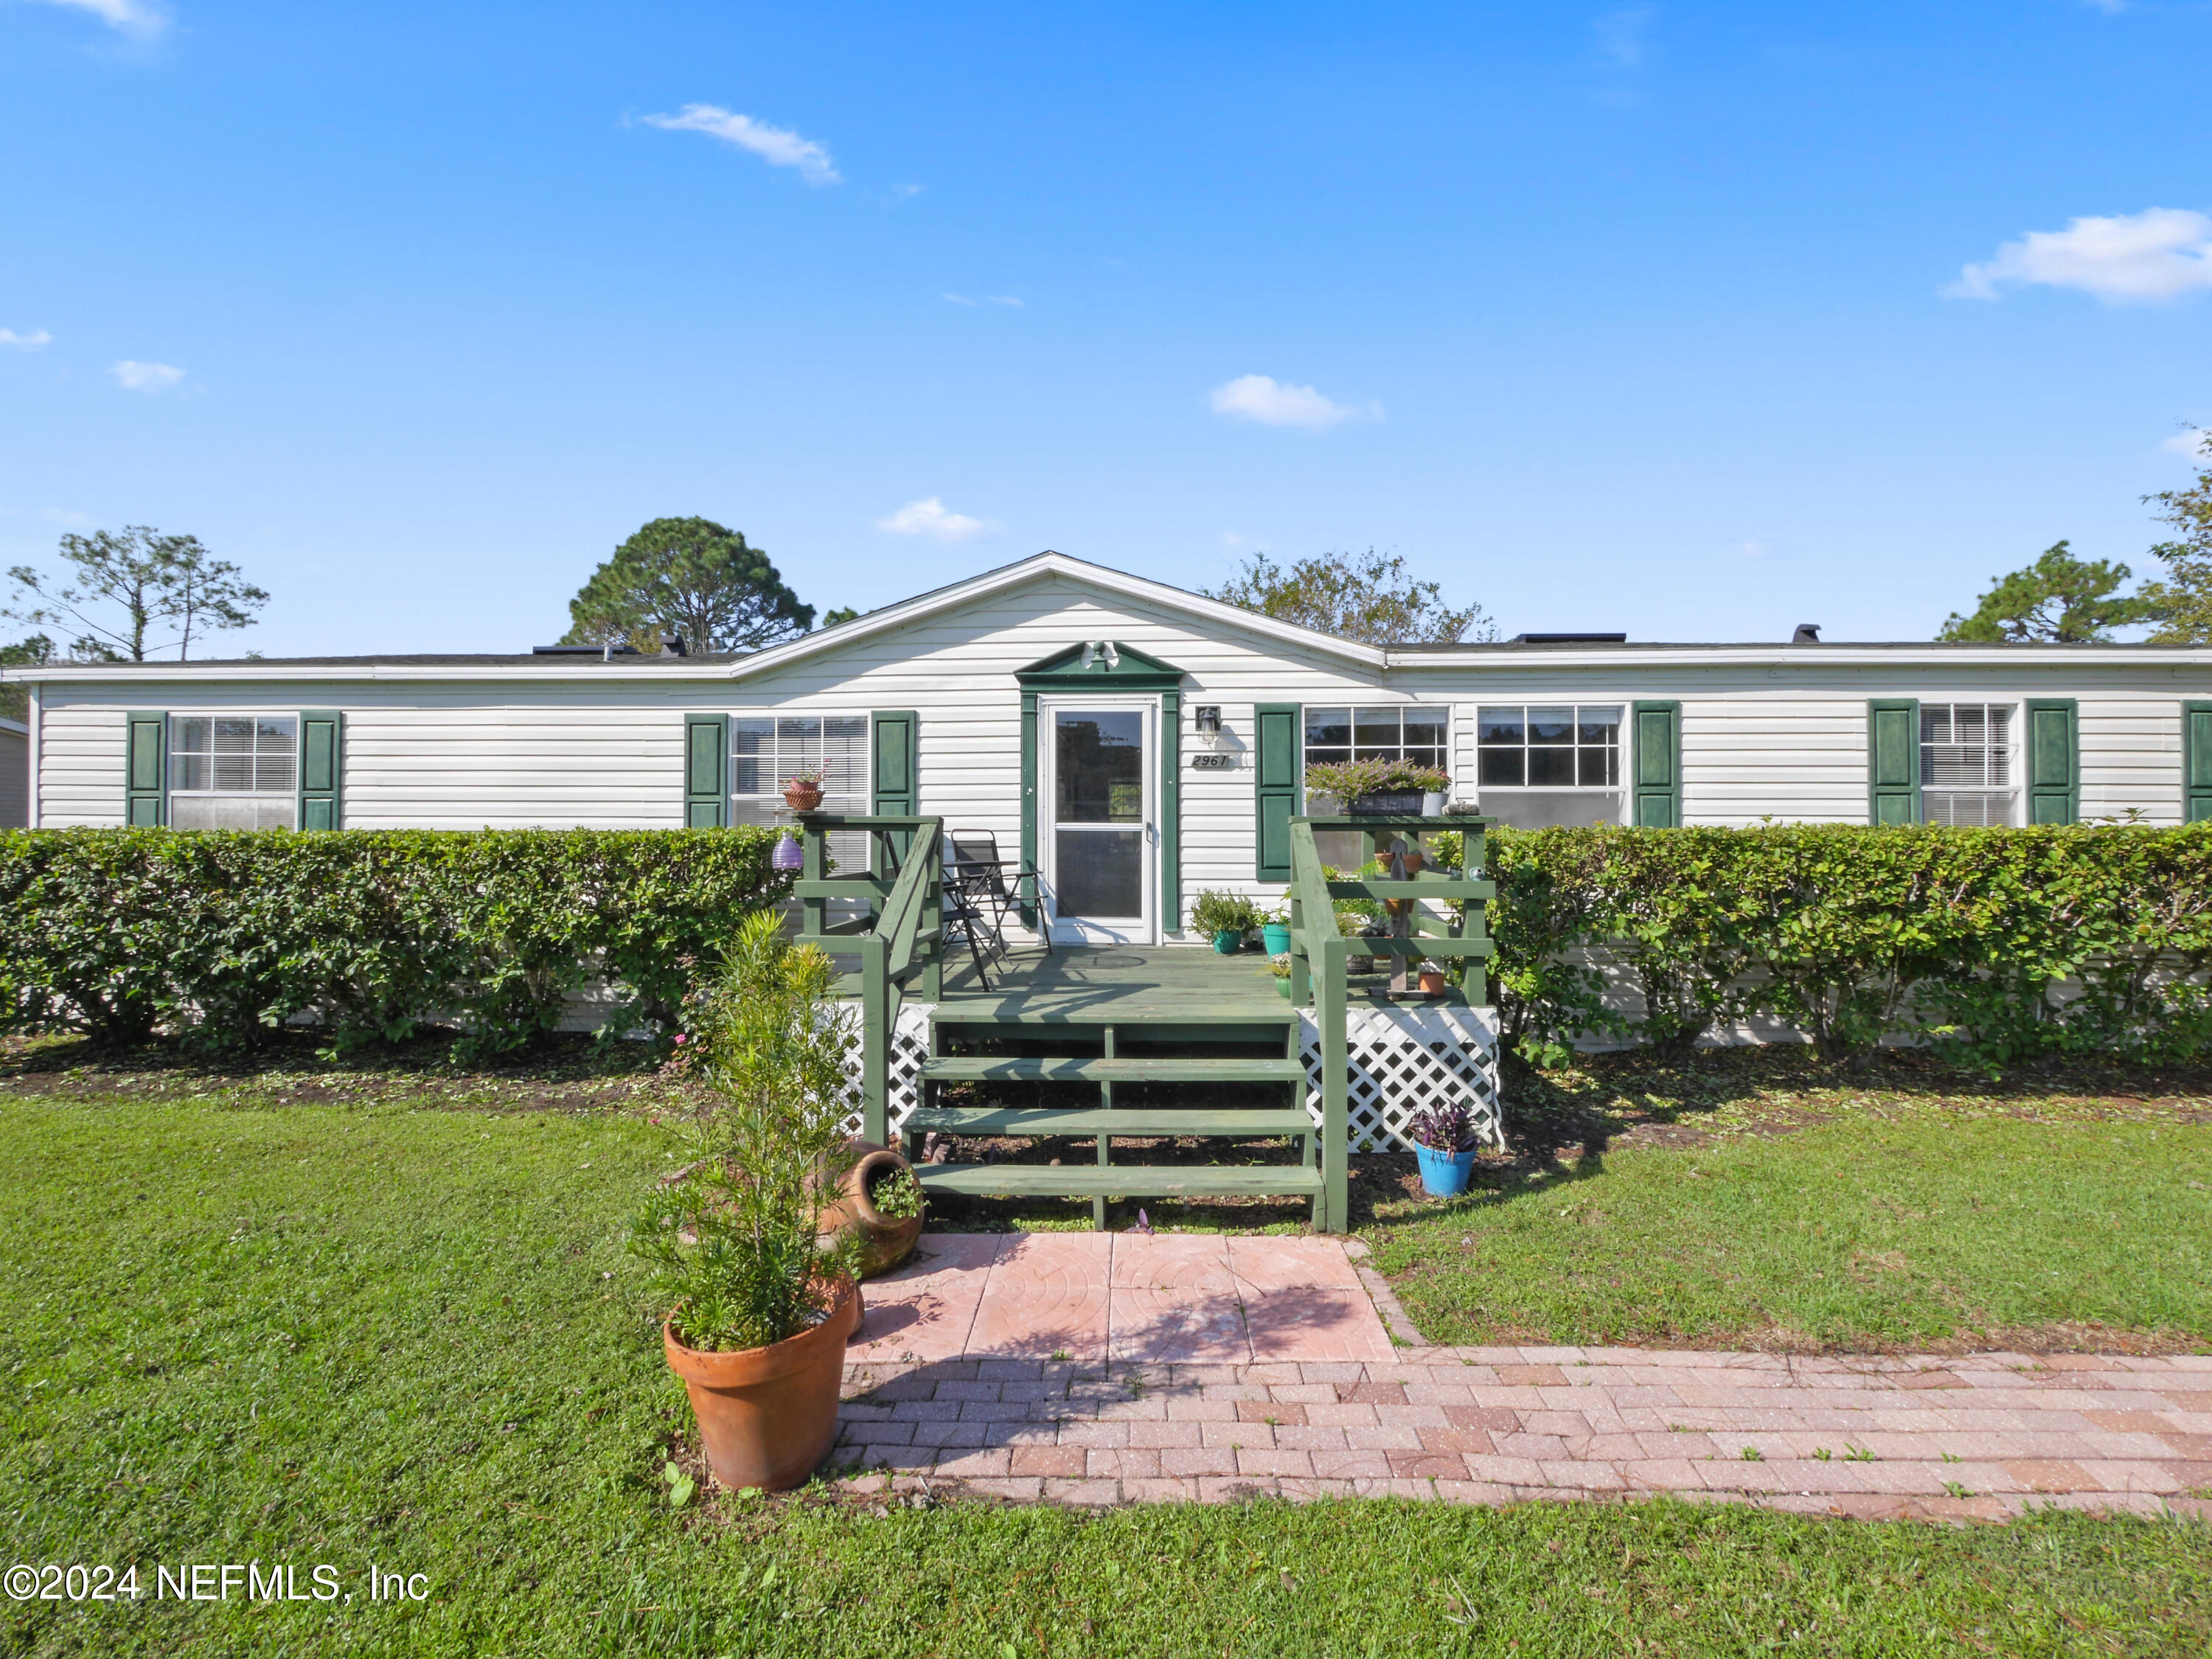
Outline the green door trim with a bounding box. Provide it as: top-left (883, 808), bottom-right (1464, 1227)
top-left (1868, 698), bottom-right (1921, 826)
top-left (1015, 641), bottom-right (1186, 939)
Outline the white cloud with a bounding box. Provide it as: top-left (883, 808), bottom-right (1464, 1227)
top-left (1594, 7), bottom-right (1655, 68)
top-left (640, 104), bottom-right (840, 185)
top-left (1947, 208), bottom-right (2212, 303)
top-left (942, 293), bottom-right (1023, 308)
top-left (111, 359), bottom-right (183, 392)
top-left (941, 293), bottom-right (978, 306)
top-left (22, 0), bottom-right (167, 35)
top-left (2163, 428), bottom-right (2212, 462)
top-left (1207, 373), bottom-right (1376, 431)
top-left (876, 497), bottom-right (998, 543)
top-left (987, 295), bottom-right (1023, 307)
top-left (0, 328), bottom-right (52, 350)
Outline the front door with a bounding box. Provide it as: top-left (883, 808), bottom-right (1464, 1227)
top-left (1041, 698), bottom-right (1155, 945)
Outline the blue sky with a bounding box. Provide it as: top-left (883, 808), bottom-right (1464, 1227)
top-left (3, 0), bottom-right (2210, 655)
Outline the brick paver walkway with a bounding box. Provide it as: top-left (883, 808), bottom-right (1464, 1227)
top-left (835, 1237), bottom-right (2212, 1519)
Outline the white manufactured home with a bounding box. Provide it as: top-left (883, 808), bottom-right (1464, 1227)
top-left (7, 549), bottom-right (2212, 946)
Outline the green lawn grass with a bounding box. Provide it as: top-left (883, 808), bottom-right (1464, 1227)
top-left (1363, 1083), bottom-right (2212, 1352)
top-left (1, 1070), bottom-right (2208, 1655)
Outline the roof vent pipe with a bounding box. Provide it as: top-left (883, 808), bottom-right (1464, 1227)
top-left (1792, 624), bottom-right (1821, 644)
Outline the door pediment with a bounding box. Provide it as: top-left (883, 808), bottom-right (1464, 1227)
top-left (1015, 641), bottom-right (1186, 691)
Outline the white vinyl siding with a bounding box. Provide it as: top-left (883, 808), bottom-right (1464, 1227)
top-left (20, 575), bottom-right (2212, 872)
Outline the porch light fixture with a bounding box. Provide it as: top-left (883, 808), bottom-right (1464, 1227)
top-left (1193, 706), bottom-right (1222, 748)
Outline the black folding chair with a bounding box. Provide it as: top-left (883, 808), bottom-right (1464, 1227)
top-left (942, 830), bottom-right (1051, 990)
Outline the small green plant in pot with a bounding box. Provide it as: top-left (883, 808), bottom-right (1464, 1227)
top-left (1259, 897), bottom-right (1293, 956)
top-left (1189, 888), bottom-right (1262, 953)
top-left (632, 911), bottom-right (863, 1492)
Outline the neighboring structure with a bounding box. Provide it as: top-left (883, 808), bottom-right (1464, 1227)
top-left (0, 717), bottom-right (27, 830)
top-left (5, 552), bottom-right (2211, 943)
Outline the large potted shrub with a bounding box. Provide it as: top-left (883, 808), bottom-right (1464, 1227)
top-left (633, 911), bottom-right (863, 1493)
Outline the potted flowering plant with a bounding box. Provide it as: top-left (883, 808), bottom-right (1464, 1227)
top-left (1408, 1100), bottom-right (1481, 1197)
top-left (782, 765), bottom-right (829, 813)
top-left (632, 911), bottom-right (864, 1492)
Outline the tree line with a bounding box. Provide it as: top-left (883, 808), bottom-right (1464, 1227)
top-left (8, 441), bottom-right (2212, 728)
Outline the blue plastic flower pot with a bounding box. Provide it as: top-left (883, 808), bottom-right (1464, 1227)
top-left (1262, 923), bottom-right (1292, 956)
top-left (1213, 929), bottom-right (1242, 954)
top-left (1413, 1143), bottom-right (1478, 1197)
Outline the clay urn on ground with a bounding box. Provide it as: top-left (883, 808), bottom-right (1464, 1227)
top-left (815, 1140), bottom-right (926, 1279)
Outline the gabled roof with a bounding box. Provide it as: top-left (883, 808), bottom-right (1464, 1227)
top-left (4, 549), bottom-right (2211, 681)
top-left (722, 550), bottom-right (1388, 682)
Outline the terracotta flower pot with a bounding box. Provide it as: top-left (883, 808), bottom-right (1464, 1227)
top-left (783, 785), bottom-right (824, 813)
top-left (1419, 969), bottom-right (1449, 996)
top-left (663, 1276), bottom-right (860, 1492)
top-left (815, 1141), bottom-right (925, 1279)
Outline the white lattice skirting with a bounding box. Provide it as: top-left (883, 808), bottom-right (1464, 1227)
top-left (836, 1001), bottom-right (1503, 1152)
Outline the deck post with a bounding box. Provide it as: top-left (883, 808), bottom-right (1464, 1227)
top-left (919, 831), bottom-right (944, 1002)
top-left (1095, 1024), bottom-right (1114, 1230)
top-left (1316, 933), bottom-right (1349, 1233)
top-left (859, 933), bottom-right (890, 1145)
top-left (801, 821), bottom-right (827, 939)
top-left (1287, 888), bottom-right (1311, 1006)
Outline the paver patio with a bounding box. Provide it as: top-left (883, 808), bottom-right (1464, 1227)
top-left (837, 1234), bottom-right (2212, 1520)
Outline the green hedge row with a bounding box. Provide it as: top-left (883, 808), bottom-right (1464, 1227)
top-left (1447, 824), bottom-right (2212, 1070)
top-left (0, 828), bottom-right (793, 1056)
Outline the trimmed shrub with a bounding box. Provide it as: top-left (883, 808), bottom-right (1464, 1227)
top-left (1456, 824), bottom-right (2212, 1068)
top-left (0, 827), bottom-right (792, 1055)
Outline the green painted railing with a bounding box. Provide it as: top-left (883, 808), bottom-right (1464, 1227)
top-left (1284, 814), bottom-right (1496, 1231)
top-left (790, 813), bottom-right (944, 1143)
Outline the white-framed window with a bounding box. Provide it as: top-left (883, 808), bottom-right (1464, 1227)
top-left (167, 714), bottom-right (297, 830)
top-left (1473, 703), bottom-right (1625, 828)
top-left (732, 714), bottom-right (869, 864)
top-left (1302, 705), bottom-right (1449, 771)
top-left (1922, 702), bottom-right (2014, 826)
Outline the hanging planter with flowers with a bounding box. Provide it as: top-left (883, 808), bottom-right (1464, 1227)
top-left (782, 765), bottom-right (828, 813)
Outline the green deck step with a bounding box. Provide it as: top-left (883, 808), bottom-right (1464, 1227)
top-left (904, 1105), bottom-right (1312, 1138)
top-left (914, 1163), bottom-right (1323, 1199)
top-left (917, 1055), bottom-right (1304, 1085)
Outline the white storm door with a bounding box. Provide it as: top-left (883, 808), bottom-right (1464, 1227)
top-left (1041, 698), bottom-right (1156, 945)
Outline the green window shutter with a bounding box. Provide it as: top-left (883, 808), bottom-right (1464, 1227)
top-left (872, 710), bottom-right (920, 871)
top-left (125, 711), bottom-right (166, 827)
top-left (297, 709), bottom-right (344, 830)
top-left (2187, 702), bottom-right (2212, 824)
top-left (684, 714), bottom-right (728, 828)
top-left (2025, 699), bottom-right (2079, 825)
top-left (1253, 703), bottom-right (1301, 880)
top-left (1632, 701), bottom-right (1680, 828)
top-left (1867, 699), bottom-right (1921, 825)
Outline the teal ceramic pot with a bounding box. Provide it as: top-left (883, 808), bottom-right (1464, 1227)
top-left (1414, 1143), bottom-right (1478, 1197)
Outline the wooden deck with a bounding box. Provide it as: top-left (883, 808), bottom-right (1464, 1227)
top-left (936, 945), bottom-right (1289, 1027)
top-left (934, 943), bottom-right (1472, 1026)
